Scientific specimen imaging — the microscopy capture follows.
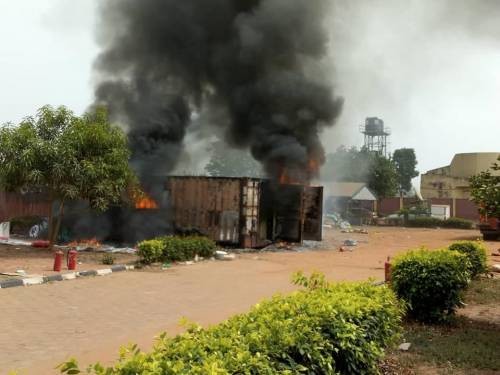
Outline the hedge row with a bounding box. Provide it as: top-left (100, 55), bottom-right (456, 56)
top-left (390, 240), bottom-right (488, 322)
top-left (60, 273), bottom-right (403, 374)
top-left (137, 236), bottom-right (216, 264)
top-left (406, 216), bottom-right (474, 229)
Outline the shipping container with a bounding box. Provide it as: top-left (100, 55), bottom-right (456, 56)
top-left (165, 176), bottom-right (323, 247)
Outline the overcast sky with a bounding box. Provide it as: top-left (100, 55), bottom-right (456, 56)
top-left (0, 0), bottom-right (498, 178)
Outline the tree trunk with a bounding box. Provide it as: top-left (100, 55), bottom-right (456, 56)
top-left (47, 199), bottom-right (55, 251)
top-left (48, 199), bottom-right (65, 251)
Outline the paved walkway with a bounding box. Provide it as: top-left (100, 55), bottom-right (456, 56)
top-left (0, 227), bottom-right (491, 374)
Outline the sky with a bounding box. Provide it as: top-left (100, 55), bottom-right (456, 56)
top-left (0, 0), bottom-right (499, 180)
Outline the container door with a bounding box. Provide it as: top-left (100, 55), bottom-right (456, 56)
top-left (302, 186), bottom-right (323, 241)
top-left (272, 184), bottom-right (303, 243)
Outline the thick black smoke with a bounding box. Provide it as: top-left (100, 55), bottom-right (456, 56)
top-left (94, 0), bottom-right (343, 182)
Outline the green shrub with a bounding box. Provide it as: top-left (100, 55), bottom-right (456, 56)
top-left (406, 216), bottom-right (474, 229)
top-left (60, 273), bottom-right (403, 374)
top-left (442, 217), bottom-right (474, 229)
top-left (449, 241), bottom-right (488, 278)
top-left (137, 236), bottom-right (216, 264)
top-left (160, 235), bottom-right (216, 261)
top-left (136, 239), bottom-right (164, 264)
top-left (101, 253), bottom-right (115, 265)
top-left (406, 216), bottom-right (443, 228)
top-left (391, 248), bottom-right (471, 322)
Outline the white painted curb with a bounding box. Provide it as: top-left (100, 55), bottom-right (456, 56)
top-left (23, 277), bottom-right (44, 286)
top-left (61, 272), bottom-right (77, 280)
top-left (96, 268), bottom-right (112, 276)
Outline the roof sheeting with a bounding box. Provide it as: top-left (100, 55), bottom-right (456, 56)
top-left (326, 182), bottom-right (377, 200)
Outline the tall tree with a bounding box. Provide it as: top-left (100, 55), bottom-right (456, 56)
top-left (469, 156), bottom-right (500, 218)
top-left (0, 105), bottom-right (137, 249)
top-left (322, 146), bottom-right (398, 198)
top-left (368, 154), bottom-right (399, 199)
top-left (205, 140), bottom-right (263, 178)
top-left (392, 148), bottom-right (419, 193)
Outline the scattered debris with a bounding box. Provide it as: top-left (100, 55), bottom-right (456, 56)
top-left (341, 228), bottom-right (368, 234)
top-left (343, 239), bottom-right (358, 247)
top-left (491, 264), bottom-right (500, 273)
top-left (398, 343), bottom-right (411, 351)
top-left (215, 250), bottom-right (236, 261)
top-left (325, 213), bottom-right (351, 230)
top-left (339, 246), bottom-right (353, 252)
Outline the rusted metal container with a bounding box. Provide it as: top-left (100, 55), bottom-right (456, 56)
top-left (165, 176), bottom-right (323, 248)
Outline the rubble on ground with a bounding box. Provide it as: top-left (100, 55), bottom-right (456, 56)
top-left (215, 250), bottom-right (236, 261)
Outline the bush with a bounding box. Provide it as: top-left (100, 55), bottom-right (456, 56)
top-left (406, 216), bottom-right (475, 229)
top-left (442, 217), bottom-right (474, 229)
top-left (137, 236), bottom-right (216, 264)
top-left (406, 216), bottom-right (443, 228)
top-left (101, 253), bottom-right (115, 265)
top-left (391, 248), bottom-right (471, 322)
top-left (449, 241), bottom-right (488, 278)
top-left (136, 239), bottom-right (164, 264)
top-left (59, 273), bottom-right (403, 374)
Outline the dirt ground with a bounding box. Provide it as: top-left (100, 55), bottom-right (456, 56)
top-left (1, 226), bottom-right (498, 374)
top-left (0, 243), bottom-right (138, 278)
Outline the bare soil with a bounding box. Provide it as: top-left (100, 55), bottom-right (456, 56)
top-left (0, 226), bottom-right (498, 374)
top-left (0, 243), bottom-right (138, 277)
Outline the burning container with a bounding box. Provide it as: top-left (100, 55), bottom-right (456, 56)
top-left (165, 176), bottom-right (323, 248)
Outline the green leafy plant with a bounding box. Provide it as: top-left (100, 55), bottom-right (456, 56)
top-left (0, 106), bottom-right (137, 250)
top-left (441, 217), bottom-right (474, 229)
top-left (391, 248), bottom-right (471, 322)
top-left (101, 254), bottom-right (115, 265)
top-left (448, 241), bottom-right (488, 278)
top-left (469, 156), bottom-right (500, 218)
top-left (406, 217), bottom-right (443, 228)
top-left (406, 217), bottom-right (474, 229)
top-left (59, 273), bottom-right (403, 374)
top-left (136, 239), bottom-right (164, 264)
top-left (136, 236), bottom-right (216, 264)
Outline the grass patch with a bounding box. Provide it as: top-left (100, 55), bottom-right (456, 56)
top-left (400, 318), bottom-right (500, 372)
top-left (387, 277), bottom-right (500, 374)
top-left (464, 277), bottom-right (500, 305)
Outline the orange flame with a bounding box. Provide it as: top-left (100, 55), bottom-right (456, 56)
top-left (308, 158), bottom-right (319, 176)
top-left (277, 156), bottom-right (320, 185)
top-left (67, 237), bottom-right (101, 248)
top-left (135, 195), bottom-right (159, 209)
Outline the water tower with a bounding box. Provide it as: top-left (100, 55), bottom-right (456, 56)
top-left (360, 117), bottom-right (390, 157)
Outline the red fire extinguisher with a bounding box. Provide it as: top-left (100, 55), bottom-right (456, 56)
top-left (384, 256), bottom-right (392, 284)
top-left (67, 249), bottom-right (78, 270)
top-left (53, 250), bottom-right (64, 272)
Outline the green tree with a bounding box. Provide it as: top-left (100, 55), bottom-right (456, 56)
top-left (0, 105), bottom-right (137, 249)
top-left (469, 156), bottom-right (500, 218)
top-left (368, 154), bottom-right (399, 199)
top-left (392, 148), bottom-right (419, 193)
top-left (205, 140), bottom-right (263, 177)
top-left (322, 146), bottom-right (398, 198)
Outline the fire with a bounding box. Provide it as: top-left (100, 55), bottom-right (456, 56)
top-left (308, 158), bottom-right (319, 176)
top-left (279, 168), bottom-right (292, 185)
top-left (135, 195), bottom-right (159, 209)
top-left (67, 237), bottom-right (101, 248)
top-left (278, 156), bottom-right (320, 185)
